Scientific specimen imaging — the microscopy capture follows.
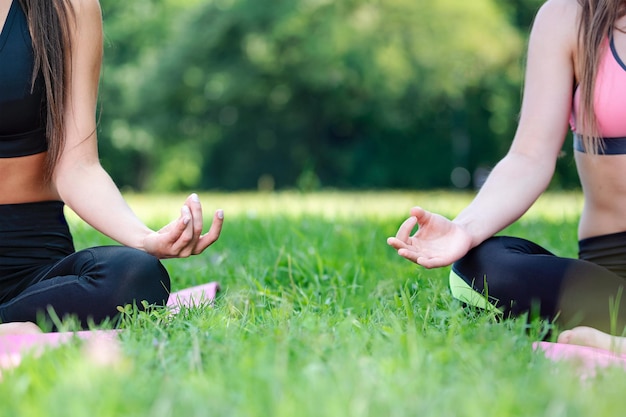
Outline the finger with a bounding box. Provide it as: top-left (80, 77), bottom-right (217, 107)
top-left (169, 205), bottom-right (195, 256)
top-left (397, 248), bottom-right (421, 264)
top-left (186, 193), bottom-right (204, 239)
top-left (156, 216), bottom-right (179, 236)
top-left (395, 216), bottom-right (418, 243)
top-left (398, 248), bottom-right (441, 268)
top-left (194, 209), bottom-right (224, 253)
top-left (410, 206), bottom-right (430, 225)
top-left (162, 205), bottom-right (191, 244)
top-left (387, 236), bottom-right (409, 250)
top-left (416, 256), bottom-right (448, 269)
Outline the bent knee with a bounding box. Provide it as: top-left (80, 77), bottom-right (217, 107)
top-left (92, 246), bottom-right (171, 307)
top-left (122, 248), bottom-right (171, 306)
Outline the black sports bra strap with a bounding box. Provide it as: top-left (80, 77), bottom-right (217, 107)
top-left (573, 133), bottom-right (626, 155)
top-left (0, 128), bottom-right (48, 158)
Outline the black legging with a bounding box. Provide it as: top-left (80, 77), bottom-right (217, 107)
top-left (451, 235), bottom-right (626, 333)
top-left (0, 201), bottom-right (170, 327)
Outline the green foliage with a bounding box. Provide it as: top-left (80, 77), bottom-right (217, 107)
top-left (501, 0), bottom-right (546, 29)
top-left (96, 0), bottom-right (574, 191)
top-left (142, 0), bottom-right (521, 191)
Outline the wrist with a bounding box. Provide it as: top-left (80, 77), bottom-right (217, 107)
top-left (132, 228), bottom-right (155, 252)
top-left (452, 218), bottom-right (483, 249)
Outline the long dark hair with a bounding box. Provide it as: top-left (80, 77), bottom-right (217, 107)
top-left (18, 0), bottom-right (74, 178)
top-left (576, 0), bottom-right (626, 153)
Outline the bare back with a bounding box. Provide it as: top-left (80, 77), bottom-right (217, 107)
top-left (0, 154), bottom-right (60, 204)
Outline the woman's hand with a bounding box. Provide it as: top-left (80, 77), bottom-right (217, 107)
top-left (142, 194), bottom-right (224, 259)
top-left (387, 206), bottom-right (473, 268)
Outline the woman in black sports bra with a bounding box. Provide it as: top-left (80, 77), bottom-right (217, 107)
top-left (0, 0), bottom-right (224, 332)
top-left (388, 0), bottom-right (626, 353)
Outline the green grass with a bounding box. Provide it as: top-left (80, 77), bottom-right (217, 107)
top-left (1, 191), bottom-right (624, 417)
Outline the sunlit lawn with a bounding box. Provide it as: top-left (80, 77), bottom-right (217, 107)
top-left (2, 190), bottom-right (624, 417)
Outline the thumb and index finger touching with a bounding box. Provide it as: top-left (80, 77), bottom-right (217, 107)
top-left (183, 193), bottom-right (225, 254)
top-left (162, 194), bottom-right (224, 254)
top-left (387, 206), bottom-right (431, 245)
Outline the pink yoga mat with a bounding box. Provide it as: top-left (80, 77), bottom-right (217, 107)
top-left (534, 341), bottom-right (626, 376)
top-left (0, 282), bottom-right (220, 369)
top-left (10, 283), bottom-right (624, 378)
top-left (166, 282), bottom-right (220, 313)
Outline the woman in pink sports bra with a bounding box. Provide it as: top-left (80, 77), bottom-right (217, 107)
top-left (388, 0), bottom-right (626, 353)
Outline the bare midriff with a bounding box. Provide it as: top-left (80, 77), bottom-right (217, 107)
top-left (0, 153), bottom-right (60, 204)
top-left (576, 151), bottom-right (626, 239)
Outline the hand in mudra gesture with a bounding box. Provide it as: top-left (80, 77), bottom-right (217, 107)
top-left (142, 194), bottom-right (224, 259)
top-left (387, 206), bottom-right (473, 268)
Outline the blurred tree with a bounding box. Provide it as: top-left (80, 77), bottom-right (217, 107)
top-left (502, 0), bottom-right (545, 28)
top-left (133, 0), bottom-right (522, 191)
top-left (98, 0), bottom-right (577, 191)
top-left (98, 0), bottom-right (202, 189)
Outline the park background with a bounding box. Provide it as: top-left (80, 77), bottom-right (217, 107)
top-left (96, 0), bottom-right (572, 194)
top-left (6, 2), bottom-right (626, 415)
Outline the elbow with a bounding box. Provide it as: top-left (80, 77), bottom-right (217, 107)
top-left (53, 158), bottom-right (101, 199)
top-left (500, 149), bottom-right (558, 191)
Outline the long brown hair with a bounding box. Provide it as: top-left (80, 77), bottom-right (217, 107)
top-left (576, 0), bottom-right (626, 152)
top-left (18, 0), bottom-right (74, 178)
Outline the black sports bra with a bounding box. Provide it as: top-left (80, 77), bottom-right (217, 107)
top-left (0, 0), bottom-right (48, 158)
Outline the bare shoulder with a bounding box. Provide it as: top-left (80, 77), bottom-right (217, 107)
top-left (533, 0), bottom-right (579, 38)
top-left (66, 0), bottom-right (102, 26)
top-left (528, 0), bottom-right (579, 56)
top-left (538, 0), bottom-right (580, 17)
top-left (63, 0), bottom-right (102, 52)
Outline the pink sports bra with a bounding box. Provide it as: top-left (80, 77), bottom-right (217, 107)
top-left (571, 36), bottom-right (626, 154)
